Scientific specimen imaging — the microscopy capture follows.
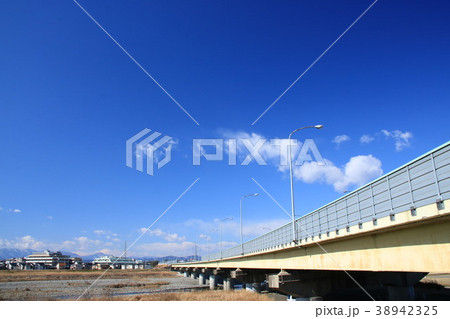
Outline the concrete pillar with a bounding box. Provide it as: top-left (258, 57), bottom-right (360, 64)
top-left (223, 278), bottom-right (229, 291)
top-left (209, 275), bottom-right (217, 290)
top-left (198, 273), bottom-right (206, 285)
top-left (184, 272), bottom-right (189, 278)
top-left (223, 278), bottom-right (234, 291)
top-left (191, 272), bottom-right (197, 279)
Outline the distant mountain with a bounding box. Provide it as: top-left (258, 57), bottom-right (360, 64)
top-left (61, 251), bottom-right (81, 258)
top-left (77, 252), bottom-right (106, 262)
top-left (0, 248), bottom-right (34, 259)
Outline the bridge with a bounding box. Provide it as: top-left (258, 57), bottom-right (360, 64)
top-left (173, 141), bottom-right (450, 300)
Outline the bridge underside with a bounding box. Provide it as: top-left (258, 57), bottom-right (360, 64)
top-left (173, 202), bottom-right (450, 300)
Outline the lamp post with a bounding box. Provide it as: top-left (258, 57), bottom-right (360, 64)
top-left (218, 217), bottom-right (233, 259)
top-left (205, 229), bottom-right (218, 261)
top-left (288, 125), bottom-right (323, 243)
top-left (240, 193), bottom-right (259, 255)
top-left (203, 233), bottom-right (211, 261)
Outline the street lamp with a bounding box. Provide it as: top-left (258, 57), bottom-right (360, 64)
top-left (218, 217), bottom-right (233, 259)
top-left (240, 193), bottom-right (259, 255)
top-left (200, 233), bottom-right (211, 260)
top-left (288, 125), bottom-right (323, 243)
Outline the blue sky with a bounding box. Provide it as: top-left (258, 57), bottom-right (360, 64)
top-left (0, 0), bottom-right (449, 257)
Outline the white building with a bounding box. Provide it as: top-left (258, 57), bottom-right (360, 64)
top-left (25, 250), bottom-right (71, 269)
top-left (92, 256), bottom-right (145, 270)
top-left (5, 258), bottom-right (27, 270)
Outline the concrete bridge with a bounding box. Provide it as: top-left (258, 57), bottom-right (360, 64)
top-left (173, 141), bottom-right (450, 300)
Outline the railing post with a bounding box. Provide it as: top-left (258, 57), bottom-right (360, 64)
top-left (345, 197), bottom-right (350, 227)
top-left (370, 184), bottom-right (377, 224)
top-left (387, 175), bottom-right (394, 212)
top-left (430, 153), bottom-right (442, 200)
top-left (406, 166), bottom-right (415, 207)
top-left (357, 191), bottom-right (362, 223)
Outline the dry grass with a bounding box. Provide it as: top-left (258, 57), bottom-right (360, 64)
top-left (421, 275), bottom-right (450, 287)
top-left (84, 290), bottom-right (273, 301)
top-left (0, 269), bottom-right (175, 282)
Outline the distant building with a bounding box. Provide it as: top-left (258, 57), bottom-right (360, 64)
top-left (82, 262), bottom-right (93, 270)
top-left (92, 256), bottom-right (147, 270)
top-left (25, 250), bottom-right (72, 269)
top-left (70, 257), bottom-right (83, 270)
top-left (5, 258), bottom-right (27, 270)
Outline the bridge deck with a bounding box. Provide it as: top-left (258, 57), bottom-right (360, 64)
top-left (177, 200), bottom-right (450, 273)
top-left (202, 141), bottom-right (450, 261)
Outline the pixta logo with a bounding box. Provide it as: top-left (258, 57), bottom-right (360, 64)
top-left (126, 129), bottom-right (325, 176)
top-left (126, 129), bottom-right (173, 176)
top-left (192, 138), bottom-right (325, 167)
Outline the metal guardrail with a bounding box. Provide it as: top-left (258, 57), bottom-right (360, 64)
top-left (204, 141), bottom-right (450, 261)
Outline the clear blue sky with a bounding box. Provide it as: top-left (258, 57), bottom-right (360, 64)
top-left (1, 0), bottom-right (449, 257)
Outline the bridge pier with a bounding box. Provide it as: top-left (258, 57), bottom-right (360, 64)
top-left (198, 273), bottom-right (206, 285)
top-left (190, 272), bottom-right (197, 279)
top-left (223, 278), bottom-right (234, 291)
top-left (183, 271), bottom-right (189, 278)
top-left (266, 270), bottom-right (427, 300)
top-left (209, 275), bottom-right (217, 290)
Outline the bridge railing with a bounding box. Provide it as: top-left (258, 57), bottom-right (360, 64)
top-left (204, 141), bottom-right (450, 261)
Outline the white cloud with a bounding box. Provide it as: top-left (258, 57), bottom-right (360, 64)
top-left (0, 236), bottom-right (46, 250)
top-left (199, 234), bottom-right (211, 241)
top-left (1, 207), bottom-right (23, 214)
top-left (74, 236), bottom-right (103, 249)
top-left (293, 155), bottom-right (383, 192)
top-left (216, 130), bottom-right (386, 195)
top-left (332, 135), bottom-right (350, 146)
top-left (139, 228), bottom-right (186, 242)
top-left (46, 216), bottom-right (54, 220)
top-left (0, 234), bottom-right (121, 256)
top-left (93, 230), bottom-right (118, 238)
top-left (381, 130), bottom-right (413, 151)
top-left (222, 131), bottom-right (285, 165)
top-left (360, 134), bottom-right (374, 144)
top-left (67, 236), bottom-right (120, 256)
top-left (62, 240), bottom-right (76, 247)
